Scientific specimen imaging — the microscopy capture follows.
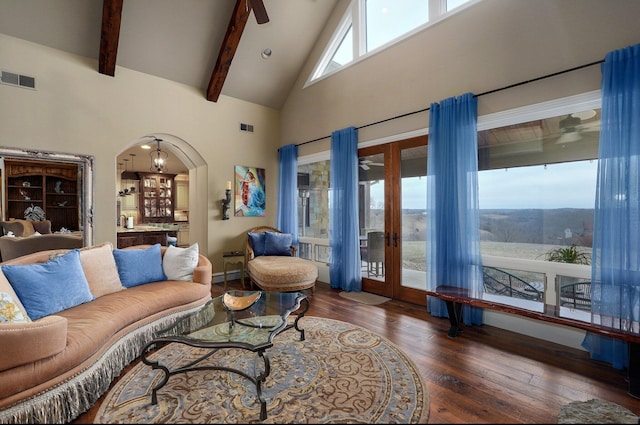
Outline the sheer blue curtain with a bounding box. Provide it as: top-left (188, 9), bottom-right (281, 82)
top-left (276, 144), bottom-right (299, 247)
top-left (426, 93), bottom-right (483, 325)
top-left (329, 127), bottom-right (362, 291)
top-left (582, 43), bottom-right (640, 369)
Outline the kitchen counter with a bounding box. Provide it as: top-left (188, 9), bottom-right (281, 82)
top-left (117, 225), bottom-right (177, 233)
top-left (116, 226), bottom-right (178, 248)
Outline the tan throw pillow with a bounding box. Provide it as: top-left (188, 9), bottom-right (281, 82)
top-left (31, 220), bottom-right (52, 234)
top-left (14, 219), bottom-right (35, 237)
top-left (0, 269), bottom-right (31, 322)
top-left (78, 242), bottom-right (125, 298)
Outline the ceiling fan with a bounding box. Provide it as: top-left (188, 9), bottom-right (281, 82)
top-left (359, 158), bottom-right (384, 170)
top-left (554, 110), bottom-right (600, 145)
top-left (247, 0), bottom-right (269, 24)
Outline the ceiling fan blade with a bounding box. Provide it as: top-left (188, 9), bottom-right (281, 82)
top-left (249, 0), bottom-right (269, 24)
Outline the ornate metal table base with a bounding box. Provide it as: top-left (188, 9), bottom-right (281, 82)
top-left (141, 292), bottom-right (309, 420)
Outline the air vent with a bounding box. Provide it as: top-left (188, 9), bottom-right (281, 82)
top-left (1, 71), bottom-right (36, 89)
top-left (240, 122), bottom-right (254, 133)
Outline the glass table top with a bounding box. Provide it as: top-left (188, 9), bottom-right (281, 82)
top-left (155, 290), bottom-right (306, 350)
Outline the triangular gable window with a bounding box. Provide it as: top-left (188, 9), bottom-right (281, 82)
top-left (309, 9), bottom-right (354, 82)
top-left (306, 0), bottom-right (476, 86)
top-left (325, 25), bottom-right (353, 75)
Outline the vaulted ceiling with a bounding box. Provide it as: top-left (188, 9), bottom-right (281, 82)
top-left (0, 0), bottom-right (339, 109)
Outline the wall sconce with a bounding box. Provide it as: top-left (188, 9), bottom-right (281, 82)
top-left (221, 181), bottom-right (232, 220)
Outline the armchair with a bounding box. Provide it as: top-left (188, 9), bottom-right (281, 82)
top-left (245, 226), bottom-right (317, 293)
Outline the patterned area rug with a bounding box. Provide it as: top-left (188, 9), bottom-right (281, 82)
top-left (94, 316), bottom-right (429, 424)
top-left (558, 399), bottom-right (638, 423)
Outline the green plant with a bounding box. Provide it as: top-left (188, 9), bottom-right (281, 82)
top-left (543, 244), bottom-right (591, 265)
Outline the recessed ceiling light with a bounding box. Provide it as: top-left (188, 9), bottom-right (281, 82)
top-left (261, 48), bottom-right (272, 59)
top-left (140, 144), bottom-right (151, 150)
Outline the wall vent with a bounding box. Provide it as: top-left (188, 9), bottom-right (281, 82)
top-left (239, 122), bottom-right (254, 133)
top-left (1, 71), bottom-right (36, 89)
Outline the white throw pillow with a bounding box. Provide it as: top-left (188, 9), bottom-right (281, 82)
top-left (162, 243), bottom-right (199, 281)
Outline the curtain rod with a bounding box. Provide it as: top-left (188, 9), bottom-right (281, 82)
top-left (294, 58), bottom-right (605, 148)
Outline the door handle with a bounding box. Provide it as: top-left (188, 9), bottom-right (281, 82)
top-left (393, 232), bottom-right (398, 247)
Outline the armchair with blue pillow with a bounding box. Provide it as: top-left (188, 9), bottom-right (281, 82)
top-left (245, 226), bottom-right (317, 293)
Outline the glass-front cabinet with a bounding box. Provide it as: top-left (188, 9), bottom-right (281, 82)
top-left (138, 172), bottom-right (176, 223)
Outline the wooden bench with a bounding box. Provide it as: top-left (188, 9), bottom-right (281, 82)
top-left (426, 285), bottom-right (640, 398)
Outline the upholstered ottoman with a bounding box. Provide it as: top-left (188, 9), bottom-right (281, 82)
top-left (245, 225), bottom-right (318, 293)
top-left (247, 256), bottom-right (317, 292)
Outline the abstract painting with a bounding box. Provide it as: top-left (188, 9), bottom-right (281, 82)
top-left (234, 165), bottom-right (266, 217)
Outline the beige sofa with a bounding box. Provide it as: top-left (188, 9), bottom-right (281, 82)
top-left (0, 242), bottom-right (212, 424)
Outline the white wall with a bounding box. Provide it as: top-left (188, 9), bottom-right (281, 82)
top-left (0, 34), bottom-right (281, 273)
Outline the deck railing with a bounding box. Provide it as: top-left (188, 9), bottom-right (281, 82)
top-left (298, 237), bottom-right (593, 311)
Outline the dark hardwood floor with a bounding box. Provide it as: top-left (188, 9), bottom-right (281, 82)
top-left (73, 279), bottom-right (640, 424)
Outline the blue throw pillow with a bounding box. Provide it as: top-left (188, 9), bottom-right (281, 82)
top-left (113, 244), bottom-right (167, 288)
top-left (2, 249), bottom-right (94, 320)
top-left (248, 232), bottom-right (266, 257)
top-left (264, 231), bottom-right (293, 256)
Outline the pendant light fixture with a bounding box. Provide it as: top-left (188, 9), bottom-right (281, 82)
top-left (127, 153), bottom-right (137, 194)
top-left (150, 137), bottom-right (169, 173)
top-left (117, 162), bottom-right (126, 197)
top-left (119, 159), bottom-right (130, 196)
top-left (121, 153), bottom-right (139, 181)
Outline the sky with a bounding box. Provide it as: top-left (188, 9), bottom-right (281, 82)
top-left (477, 160), bottom-right (597, 210)
top-left (370, 160), bottom-right (598, 210)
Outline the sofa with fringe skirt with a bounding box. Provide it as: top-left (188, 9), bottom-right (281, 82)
top-left (0, 242), bottom-right (212, 424)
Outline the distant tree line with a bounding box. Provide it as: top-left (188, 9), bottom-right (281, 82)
top-left (372, 208), bottom-right (594, 248)
top-left (479, 208), bottom-right (594, 247)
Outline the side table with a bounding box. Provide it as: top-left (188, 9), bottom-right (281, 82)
top-left (223, 251), bottom-right (247, 290)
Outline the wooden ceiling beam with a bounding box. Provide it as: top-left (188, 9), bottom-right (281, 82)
top-left (206, 0), bottom-right (251, 102)
top-left (98, 0), bottom-right (124, 76)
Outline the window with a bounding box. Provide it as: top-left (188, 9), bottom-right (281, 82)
top-left (297, 160), bottom-right (330, 239)
top-left (325, 25), bottom-right (353, 75)
top-left (364, 0), bottom-right (429, 52)
top-left (295, 90), bottom-right (600, 312)
top-left (308, 0), bottom-right (475, 84)
top-left (476, 92), bottom-right (601, 312)
top-left (447, 0), bottom-right (471, 12)
top-left (297, 159), bottom-right (331, 264)
top-left (478, 109), bottom-right (600, 260)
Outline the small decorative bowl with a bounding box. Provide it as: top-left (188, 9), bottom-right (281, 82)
top-left (223, 291), bottom-right (261, 311)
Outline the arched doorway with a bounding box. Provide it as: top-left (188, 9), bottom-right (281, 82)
top-left (115, 134), bottom-right (208, 254)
